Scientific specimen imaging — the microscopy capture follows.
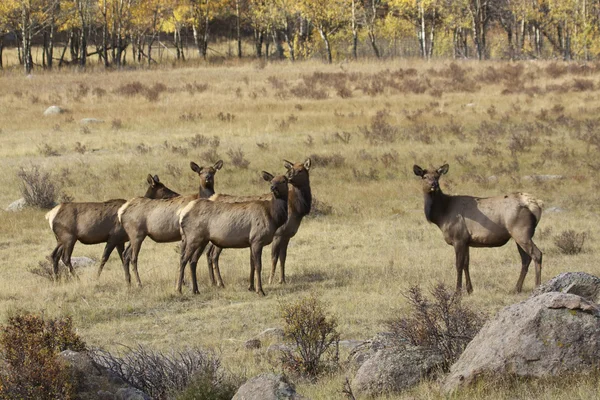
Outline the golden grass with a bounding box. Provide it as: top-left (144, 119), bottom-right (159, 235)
top-left (1, 58), bottom-right (600, 398)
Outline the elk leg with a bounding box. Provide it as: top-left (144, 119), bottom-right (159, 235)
top-left (51, 244), bottom-right (64, 281)
top-left (128, 236), bottom-right (146, 288)
top-left (206, 243), bottom-right (216, 286)
top-left (212, 246), bottom-right (225, 288)
top-left (462, 247), bottom-right (472, 294)
top-left (277, 238), bottom-right (290, 285)
top-left (515, 244), bottom-right (532, 293)
top-left (248, 250), bottom-right (255, 292)
top-left (251, 243), bottom-right (266, 296)
top-left (269, 236), bottom-right (282, 285)
top-left (97, 242), bottom-right (117, 278)
top-left (453, 243), bottom-right (468, 294)
top-left (61, 239), bottom-right (78, 280)
top-left (189, 246), bottom-right (206, 294)
top-left (514, 239), bottom-right (543, 292)
top-left (116, 243), bottom-right (125, 265)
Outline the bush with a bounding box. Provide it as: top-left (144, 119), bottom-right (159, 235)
top-left (17, 166), bottom-right (60, 209)
top-left (359, 110), bottom-right (398, 145)
top-left (387, 284), bottom-right (484, 371)
top-left (226, 148), bottom-right (250, 169)
top-left (280, 295), bottom-right (340, 380)
top-left (91, 345), bottom-right (232, 400)
top-left (554, 230), bottom-right (586, 255)
top-left (0, 312), bottom-right (85, 400)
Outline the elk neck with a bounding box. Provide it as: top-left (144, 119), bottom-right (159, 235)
top-left (289, 182), bottom-right (312, 218)
top-left (199, 184), bottom-right (215, 199)
top-left (271, 191), bottom-right (289, 227)
top-left (424, 188), bottom-right (449, 226)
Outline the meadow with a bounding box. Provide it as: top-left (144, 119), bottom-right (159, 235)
top-left (1, 57), bottom-right (600, 399)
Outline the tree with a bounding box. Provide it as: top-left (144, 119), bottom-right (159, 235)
top-left (297, 0), bottom-right (348, 63)
top-left (390, 0), bottom-right (444, 59)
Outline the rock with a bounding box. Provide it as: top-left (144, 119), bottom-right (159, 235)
top-left (338, 340), bottom-right (364, 351)
top-left (59, 350), bottom-right (150, 400)
top-left (545, 206), bottom-right (565, 213)
top-left (245, 339), bottom-right (261, 350)
top-left (80, 118), bottom-right (105, 125)
top-left (6, 198), bottom-right (26, 212)
top-left (443, 292), bottom-right (600, 393)
top-left (352, 345), bottom-right (444, 397)
top-left (256, 327), bottom-right (285, 341)
top-left (232, 373), bottom-right (306, 400)
top-left (487, 175), bottom-right (499, 184)
top-left (348, 332), bottom-right (397, 369)
top-left (532, 272), bottom-right (600, 302)
top-left (70, 256), bottom-right (96, 269)
top-left (43, 106), bottom-right (64, 116)
top-left (523, 174), bottom-right (564, 182)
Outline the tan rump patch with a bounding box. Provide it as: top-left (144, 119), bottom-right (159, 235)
top-left (45, 204), bottom-right (61, 231)
top-left (178, 200), bottom-right (198, 225)
top-left (117, 201), bottom-right (132, 223)
top-left (519, 192), bottom-right (543, 222)
top-left (208, 194), bottom-right (219, 202)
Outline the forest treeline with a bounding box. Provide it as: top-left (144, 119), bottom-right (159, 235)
top-left (1, 0), bottom-right (599, 73)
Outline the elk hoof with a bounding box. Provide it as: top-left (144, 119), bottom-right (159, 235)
top-left (248, 285), bottom-right (255, 292)
top-left (257, 289), bottom-right (266, 296)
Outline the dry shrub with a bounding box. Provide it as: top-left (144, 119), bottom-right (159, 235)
top-left (553, 230), bottom-right (586, 255)
top-left (92, 87), bottom-right (106, 97)
top-left (201, 148), bottom-right (221, 164)
top-left (290, 76), bottom-right (329, 100)
top-left (163, 141), bottom-right (188, 156)
top-left (37, 143), bottom-right (61, 157)
top-left (115, 81), bottom-right (146, 97)
top-left (111, 118), bottom-right (123, 130)
top-left (309, 153), bottom-right (345, 168)
top-left (572, 79), bottom-right (595, 92)
top-left (179, 112), bottom-right (202, 122)
top-left (0, 312), bottom-right (85, 400)
top-left (380, 150), bottom-right (399, 168)
top-left (217, 112), bottom-right (235, 122)
top-left (508, 131), bottom-right (538, 156)
top-left (387, 284), bottom-right (485, 371)
top-left (187, 133), bottom-right (218, 148)
top-left (352, 167), bottom-right (379, 181)
top-left (545, 62), bottom-right (568, 79)
top-left (360, 110), bottom-right (398, 145)
top-left (135, 143), bottom-right (152, 155)
top-left (185, 82), bottom-right (209, 95)
top-left (280, 295), bottom-right (340, 380)
top-left (226, 148), bottom-right (250, 169)
top-left (92, 345), bottom-right (235, 400)
top-left (309, 196), bottom-right (333, 218)
top-left (73, 142), bottom-right (86, 154)
top-left (17, 166), bottom-right (60, 209)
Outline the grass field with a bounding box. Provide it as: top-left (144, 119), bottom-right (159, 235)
top-left (1, 57), bottom-right (600, 399)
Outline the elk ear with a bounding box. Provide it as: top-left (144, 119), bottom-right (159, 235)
top-left (437, 164), bottom-right (449, 175)
top-left (261, 171), bottom-right (274, 182)
top-left (303, 158), bottom-right (311, 170)
top-left (153, 175), bottom-right (160, 183)
top-left (147, 174), bottom-right (155, 186)
top-left (214, 160), bottom-right (223, 170)
top-left (190, 162), bottom-right (201, 174)
top-left (283, 159), bottom-right (293, 170)
top-left (413, 165), bottom-right (425, 177)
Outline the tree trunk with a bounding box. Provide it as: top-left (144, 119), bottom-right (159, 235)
top-left (318, 27), bottom-right (332, 64)
top-left (21, 3), bottom-right (33, 74)
top-left (236, 0), bottom-right (242, 58)
top-left (254, 29), bottom-right (263, 58)
top-left (428, 11), bottom-right (435, 59)
top-left (351, 0), bottom-right (358, 59)
top-left (0, 36), bottom-right (4, 69)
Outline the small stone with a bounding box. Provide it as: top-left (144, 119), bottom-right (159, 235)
top-left (6, 198), bottom-right (26, 212)
top-left (80, 118), bottom-right (105, 125)
top-left (43, 106), bottom-right (64, 116)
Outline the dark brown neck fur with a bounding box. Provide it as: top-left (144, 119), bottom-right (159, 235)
top-left (199, 185), bottom-right (215, 199)
top-left (271, 192), bottom-right (289, 227)
top-left (289, 182), bottom-right (312, 218)
top-left (424, 189), bottom-right (449, 226)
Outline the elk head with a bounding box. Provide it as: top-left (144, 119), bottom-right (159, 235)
top-left (262, 171), bottom-right (289, 198)
top-left (190, 160), bottom-right (223, 191)
top-left (413, 164), bottom-right (449, 194)
top-left (145, 174), bottom-right (179, 199)
top-left (283, 158), bottom-right (311, 186)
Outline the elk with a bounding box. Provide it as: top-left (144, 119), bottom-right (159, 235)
top-left (205, 159), bottom-right (312, 287)
top-left (413, 164), bottom-right (543, 294)
top-left (178, 172), bottom-right (289, 296)
top-left (118, 160), bottom-right (222, 286)
top-left (45, 174), bottom-right (179, 280)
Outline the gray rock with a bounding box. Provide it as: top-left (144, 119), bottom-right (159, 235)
top-left (348, 332), bottom-right (397, 369)
top-left (245, 338), bottom-right (261, 350)
top-left (6, 198), bottom-right (26, 212)
top-left (532, 272), bottom-right (600, 302)
top-left (443, 292), bottom-right (600, 393)
top-left (523, 174), bottom-right (564, 182)
top-left (232, 373), bottom-right (306, 400)
top-left (545, 206), bottom-right (565, 213)
top-left (115, 388), bottom-right (151, 400)
top-left (80, 118), bottom-right (105, 125)
top-left (339, 340), bottom-right (364, 351)
top-left (487, 175), bottom-right (499, 184)
top-left (43, 106), bottom-right (64, 116)
top-left (70, 256), bottom-right (96, 269)
top-left (352, 345), bottom-right (444, 397)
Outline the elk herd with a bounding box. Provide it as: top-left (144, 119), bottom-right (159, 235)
top-left (46, 159), bottom-right (312, 296)
top-left (45, 159), bottom-right (544, 296)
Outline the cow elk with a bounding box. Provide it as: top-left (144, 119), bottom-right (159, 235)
top-left (205, 158), bottom-right (312, 288)
top-left (413, 164), bottom-right (543, 294)
top-left (118, 160), bottom-right (222, 286)
top-left (45, 174), bottom-right (178, 280)
top-left (178, 172), bottom-right (289, 296)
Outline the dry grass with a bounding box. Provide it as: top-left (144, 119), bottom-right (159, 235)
top-left (1, 58), bottom-right (600, 399)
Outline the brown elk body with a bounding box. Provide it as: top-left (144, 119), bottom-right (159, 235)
top-left (205, 159), bottom-right (312, 287)
top-left (413, 164), bottom-right (543, 294)
top-left (45, 175), bottom-right (178, 280)
top-left (178, 172), bottom-right (289, 295)
top-left (118, 161), bottom-right (222, 286)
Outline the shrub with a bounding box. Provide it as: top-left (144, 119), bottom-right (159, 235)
top-left (359, 110), bottom-right (398, 145)
top-left (0, 312), bottom-right (85, 400)
top-left (309, 153), bottom-right (345, 168)
top-left (554, 230), bottom-right (586, 255)
top-left (387, 284), bottom-right (485, 371)
top-left (17, 166), bottom-right (60, 209)
top-left (91, 345), bottom-right (232, 400)
top-left (279, 295), bottom-right (340, 380)
top-left (226, 148), bottom-right (250, 169)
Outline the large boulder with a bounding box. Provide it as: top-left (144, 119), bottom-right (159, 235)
top-left (352, 344), bottom-right (444, 397)
top-left (59, 350), bottom-right (150, 400)
top-left (532, 272), bottom-right (600, 302)
top-left (232, 373), bottom-right (306, 400)
top-left (443, 292), bottom-right (600, 393)
top-left (347, 332), bottom-right (397, 369)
